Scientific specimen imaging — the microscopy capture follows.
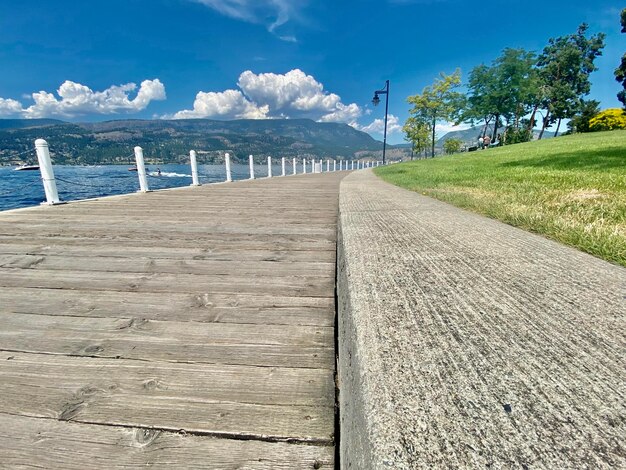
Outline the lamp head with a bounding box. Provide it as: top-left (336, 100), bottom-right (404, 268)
top-left (372, 93), bottom-right (380, 106)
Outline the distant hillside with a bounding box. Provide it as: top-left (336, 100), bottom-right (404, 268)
top-left (0, 118), bottom-right (383, 165)
top-left (438, 125), bottom-right (555, 148)
top-left (0, 119), bottom-right (65, 130)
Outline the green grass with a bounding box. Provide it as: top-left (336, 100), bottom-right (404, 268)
top-left (375, 130), bottom-right (626, 266)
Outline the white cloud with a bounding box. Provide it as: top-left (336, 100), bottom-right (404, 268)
top-left (192, 0), bottom-right (302, 41)
top-left (357, 114), bottom-right (402, 134)
top-left (170, 69), bottom-right (362, 124)
top-left (319, 103), bottom-right (362, 124)
top-left (0, 98), bottom-right (23, 116)
top-left (0, 79), bottom-right (166, 118)
top-left (170, 89), bottom-right (269, 120)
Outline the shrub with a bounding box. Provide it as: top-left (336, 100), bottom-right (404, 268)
top-left (504, 127), bottom-right (532, 144)
top-left (588, 108), bottom-right (626, 131)
top-left (443, 138), bottom-right (463, 155)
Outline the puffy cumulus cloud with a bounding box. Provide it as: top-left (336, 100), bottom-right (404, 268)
top-left (24, 79), bottom-right (166, 118)
top-left (318, 103), bottom-right (362, 125)
top-left (0, 80), bottom-right (166, 118)
top-left (192, 0), bottom-right (302, 41)
top-left (0, 98), bottom-right (23, 117)
top-left (238, 69), bottom-right (343, 114)
top-left (357, 114), bottom-right (402, 134)
top-left (171, 89), bottom-right (269, 120)
top-left (170, 69), bottom-right (363, 125)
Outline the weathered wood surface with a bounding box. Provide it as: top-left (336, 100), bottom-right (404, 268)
top-left (0, 413), bottom-right (333, 469)
top-left (0, 172), bottom-right (345, 468)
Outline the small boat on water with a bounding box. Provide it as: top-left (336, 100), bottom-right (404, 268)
top-left (14, 164), bottom-right (40, 171)
top-left (128, 167), bottom-right (149, 172)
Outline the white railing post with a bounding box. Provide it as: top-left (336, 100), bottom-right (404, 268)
top-left (292, 157), bottom-right (297, 175)
top-left (339, 161), bottom-right (343, 171)
top-left (281, 157), bottom-right (286, 176)
top-left (303, 158), bottom-right (307, 174)
top-left (311, 158), bottom-right (315, 173)
top-left (133, 146), bottom-right (149, 192)
top-left (190, 150), bottom-right (200, 186)
top-left (333, 160), bottom-right (336, 172)
top-left (225, 152), bottom-right (232, 182)
top-left (267, 156), bottom-right (272, 178)
top-left (351, 161), bottom-right (354, 170)
top-left (249, 155), bottom-right (255, 179)
top-left (34, 139), bottom-right (61, 205)
top-left (326, 159), bottom-right (330, 172)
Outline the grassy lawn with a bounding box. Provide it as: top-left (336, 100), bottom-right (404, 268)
top-left (374, 130), bottom-right (626, 266)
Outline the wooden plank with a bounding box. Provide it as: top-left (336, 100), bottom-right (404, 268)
top-left (0, 352), bottom-right (335, 441)
top-left (0, 287), bottom-right (335, 326)
top-left (0, 232), bottom-right (336, 251)
top-left (0, 253), bottom-right (333, 277)
top-left (0, 243), bottom-right (337, 263)
top-left (0, 268), bottom-right (334, 297)
top-left (0, 312), bottom-right (335, 369)
top-left (0, 413), bottom-right (334, 469)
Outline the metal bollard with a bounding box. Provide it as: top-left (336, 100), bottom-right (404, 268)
top-left (133, 146), bottom-right (149, 192)
top-left (267, 156), bottom-right (272, 178)
top-left (249, 155), bottom-right (255, 179)
top-left (281, 157), bottom-right (286, 176)
top-left (303, 158), bottom-right (307, 174)
top-left (190, 150), bottom-right (200, 186)
top-left (292, 157), bottom-right (297, 175)
top-left (225, 152), bottom-right (232, 182)
top-left (333, 160), bottom-right (336, 172)
top-left (34, 139), bottom-right (61, 204)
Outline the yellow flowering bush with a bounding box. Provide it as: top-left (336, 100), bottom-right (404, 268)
top-left (588, 108), bottom-right (626, 131)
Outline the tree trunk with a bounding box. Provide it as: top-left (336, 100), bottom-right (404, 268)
top-left (431, 117), bottom-right (436, 158)
top-left (482, 116), bottom-right (491, 138)
top-left (554, 118), bottom-right (562, 137)
top-left (492, 114), bottom-right (500, 142)
top-left (528, 104), bottom-right (539, 130)
top-left (538, 108), bottom-right (551, 140)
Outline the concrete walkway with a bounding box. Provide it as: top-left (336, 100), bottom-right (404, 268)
top-left (338, 170), bottom-right (625, 469)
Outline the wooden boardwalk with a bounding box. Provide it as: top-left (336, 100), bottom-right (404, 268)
top-left (0, 172), bottom-right (345, 468)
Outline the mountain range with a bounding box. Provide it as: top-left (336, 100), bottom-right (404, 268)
top-left (0, 118), bottom-right (386, 165)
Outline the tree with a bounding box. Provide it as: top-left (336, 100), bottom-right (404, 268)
top-left (566, 99), bottom-right (600, 133)
top-left (463, 49), bottom-right (538, 144)
top-left (615, 8), bottom-right (626, 108)
top-left (407, 70), bottom-right (465, 158)
top-left (537, 23), bottom-right (606, 138)
top-left (402, 116), bottom-right (431, 159)
top-left (443, 138), bottom-right (463, 155)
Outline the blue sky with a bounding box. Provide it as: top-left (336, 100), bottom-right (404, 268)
top-left (0, 0), bottom-right (623, 143)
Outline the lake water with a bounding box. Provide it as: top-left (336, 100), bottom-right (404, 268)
top-left (0, 163), bottom-right (291, 212)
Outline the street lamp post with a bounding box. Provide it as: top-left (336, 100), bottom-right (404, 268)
top-left (372, 80), bottom-right (390, 165)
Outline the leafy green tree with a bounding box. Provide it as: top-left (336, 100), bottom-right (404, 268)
top-left (566, 99), bottom-right (600, 133)
top-left (462, 64), bottom-right (497, 138)
top-left (615, 8), bottom-right (626, 108)
top-left (463, 49), bottom-right (538, 144)
top-left (402, 116), bottom-right (431, 159)
top-left (407, 69), bottom-right (465, 158)
top-left (537, 23), bottom-right (606, 138)
top-left (443, 138), bottom-right (463, 155)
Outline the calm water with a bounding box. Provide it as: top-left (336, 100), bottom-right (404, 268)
top-left (0, 163), bottom-right (290, 212)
